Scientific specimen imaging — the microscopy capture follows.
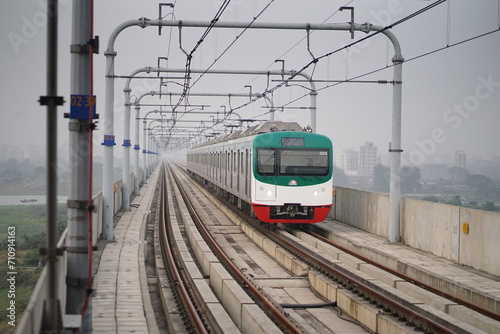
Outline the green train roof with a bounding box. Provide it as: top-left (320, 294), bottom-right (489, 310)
top-left (253, 130), bottom-right (332, 148)
top-left (191, 121), bottom-right (313, 149)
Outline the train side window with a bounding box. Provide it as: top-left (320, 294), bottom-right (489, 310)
top-left (245, 149), bottom-right (249, 196)
top-left (240, 151), bottom-right (244, 174)
top-left (233, 151), bottom-right (236, 172)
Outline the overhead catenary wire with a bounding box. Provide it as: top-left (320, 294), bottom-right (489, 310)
top-left (240, 0), bottom-right (354, 90)
top-left (190, 0), bottom-right (276, 87)
top-left (161, 0), bottom-right (495, 146)
top-left (174, 0), bottom-right (232, 113)
top-left (249, 26), bottom-right (500, 122)
top-left (160, 0), bottom-right (177, 83)
top-left (209, 0), bottom-right (452, 119)
top-left (164, 0), bottom-right (277, 146)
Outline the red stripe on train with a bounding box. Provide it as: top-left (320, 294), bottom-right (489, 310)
top-left (252, 204), bottom-right (331, 224)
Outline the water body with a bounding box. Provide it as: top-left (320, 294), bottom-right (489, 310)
top-left (0, 195), bottom-right (68, 206)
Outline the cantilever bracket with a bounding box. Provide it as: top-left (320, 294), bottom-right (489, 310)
top-left (340, 6), bottom-right (355, 39)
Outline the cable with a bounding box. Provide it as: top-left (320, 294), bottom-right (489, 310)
top-left (211, 0), bottom-right (449, 118)
top-left (156, 1), bottom-right (277, 148)
top-left (174, 0), bottom-right (232, 113)
top-left (190, 0), bottom-right (276, 88)
top-left (239, 0), bottom-right (354, 90)
top-left (169, 1), bottom-right (276, 126)
top-left (172, 0), bottom-right (495, 146)
top-left (250, 26), bottom-right (500, 123)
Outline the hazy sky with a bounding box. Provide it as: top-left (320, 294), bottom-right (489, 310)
top-left (1, 0), bottom-right (499, 166)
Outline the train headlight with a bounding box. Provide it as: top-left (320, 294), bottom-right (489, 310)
top-left (313, 190), bottom-right (319, 197)
top-left (267, 189), bottom-right (273, 197)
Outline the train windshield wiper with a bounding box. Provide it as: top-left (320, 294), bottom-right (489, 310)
top-left (297, 168), bottom-right (322, 180)
top-left (257, 159), bottom-right (267, 179)
top-left (258, 149), bottom-right (275, 179)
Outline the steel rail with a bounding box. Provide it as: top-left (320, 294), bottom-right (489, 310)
top-left (167, 162), bottom-right (302, 334)
top-left (270, 230), bottom-right (461, 334)
top-left (158, 164), bottom-right (209, 334)
top-left (180, 163), bottom-right (471, 334)
top-left (305, 226), bottom-right (500, 322)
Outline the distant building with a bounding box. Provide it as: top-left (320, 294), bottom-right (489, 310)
top-left (455, 150), bottom-right (466, 168)
top-left (336, 148), bottom-right (358, 176)
top-left (359, 142), bottom-right (378, 177)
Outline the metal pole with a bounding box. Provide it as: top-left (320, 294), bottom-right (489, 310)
top-left (135, 109), bottom-right (165, 190)
top-left (142, 120), bottom-right (147, 179)
top-left (130, 67), bottom-right (309, 126)
top-left (104, 18), bottom-right (401, 240)
top-left (123, 67), bottom-right (154, 201)
top-left (134, 105), bottom-right (141, 193)
top-left (41, 0), bottom-right (63, 331)
top-left (103, 47), bottom-right (116, 241)
top-left (122, 86), bottom-right (131, 210)
top-left (388, 55), bottom-right (404, 243)
top-left (66, 0), bottom-right (93, 330)
top-left (133, 89), bottom-right (277, 153)
top-left (310, 91), bottom-right (317, 132)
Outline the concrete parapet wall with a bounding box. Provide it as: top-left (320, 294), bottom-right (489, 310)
top-left (457, 207), bottom-right (500, 276)
top-left (401, 198), bottom-right (459, 261)
top-left (333, 187), bottom-right (389, 237)
top-left (333, 187), bottom-right (500, 276)
top-left (16, 170), bottom-right (149, 333)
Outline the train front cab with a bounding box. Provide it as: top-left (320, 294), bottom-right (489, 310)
top-left (251, 132), bottom-right (333, 224)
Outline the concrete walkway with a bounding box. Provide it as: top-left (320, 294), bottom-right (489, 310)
top-left (92, 169), bottom-right (159, 334)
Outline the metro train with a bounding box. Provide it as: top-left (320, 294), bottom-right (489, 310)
top-left (186, 121), bottom-right (333, 224)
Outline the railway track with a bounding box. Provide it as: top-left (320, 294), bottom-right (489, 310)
top-left (153, 160), bottom-right (498, 333)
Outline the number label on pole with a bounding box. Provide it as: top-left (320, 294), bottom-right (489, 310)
top-left (70, 95), bottom-right (97, 119)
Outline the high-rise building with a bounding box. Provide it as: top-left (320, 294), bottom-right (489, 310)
top-left (359, 142), bottom-right (378, 177)
top-left (455, 150), bottom-right (466, 168)
top-left (336, 148), bottom-right (358, 176)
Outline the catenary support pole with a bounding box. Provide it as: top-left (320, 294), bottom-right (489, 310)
top-left (65, 0), bottom-right (93, 330)
top-left (122, 84), bottom-right (131, 210)
top-left (40, 0), bottom-right (64, 331)
top-left (142, 119), bottom-right (148, 179)
top-left (123, 67), bottom-right (151, 200)
top-left (134, 105), bottom-right (141, 192)
top-left (103, 18), bottom-right (402, 243)
top-left (133, 89), bottom-right (275, 148)
top-left (388, 55), bottom-right (404, 243)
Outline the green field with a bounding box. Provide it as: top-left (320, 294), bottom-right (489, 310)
top-left (0, 204), bottom-right (66, 237)
top-left (0, 205), bottom-right (66, 331)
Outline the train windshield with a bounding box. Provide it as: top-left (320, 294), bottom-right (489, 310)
top-left (257, 148), bottom-right (329, 177)
top-left (256, 148), bottom-right (276, 176)
top-left (279, 149), bottom-right (329, 176)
